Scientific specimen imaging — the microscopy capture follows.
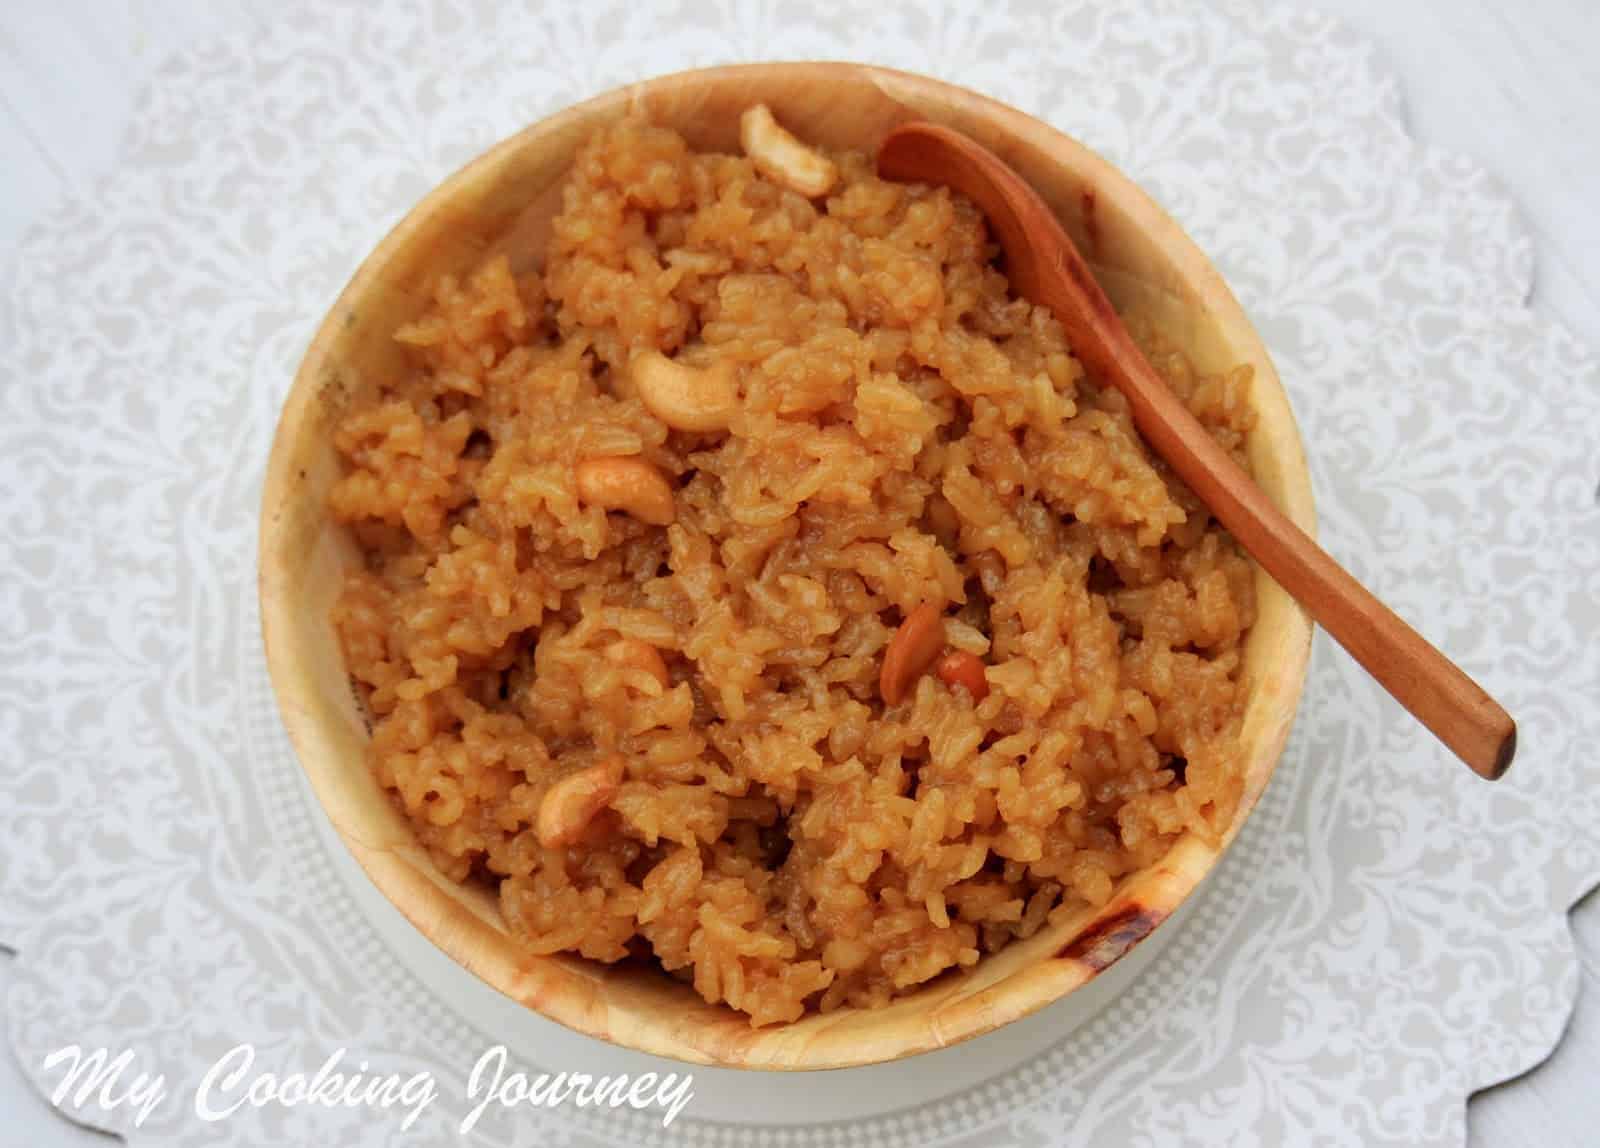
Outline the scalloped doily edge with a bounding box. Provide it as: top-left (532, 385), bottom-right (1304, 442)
top-left (1328, 1), bottom-right (1539, 311)
top-left (1, 3), bottom-right (1596, 1143)
top-left (1298, 3), bottom-right (1597, 1121)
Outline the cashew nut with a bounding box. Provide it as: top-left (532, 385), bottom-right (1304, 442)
top-left (879, 602), bottom-right (946, 706)
top-left (605, 638), bottom-right (670, 691)
top-left (537, 757), bottom-right (625, 849)
top-left (739, 104), bottom-right (838, 198)
top-left (574, 456), bottom-right (676, 525)
top-left (632, 350), bottom-right (738, 433)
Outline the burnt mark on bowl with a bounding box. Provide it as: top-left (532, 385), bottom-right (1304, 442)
top-left (317, 364), bottom-right (359, 420)
top-left (1081, 185), bottom-right (1099, 253)
top-left (348, 672), bottom-right (375, 734)
top-left (1057, 902), bottom-right (1164, 971)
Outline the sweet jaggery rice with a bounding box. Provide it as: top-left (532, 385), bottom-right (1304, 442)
top-left (329, 111), bottom-right (1258, 1026)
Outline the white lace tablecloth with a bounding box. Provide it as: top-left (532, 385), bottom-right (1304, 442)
top-left (2, 1), bottom-right (1597, 1145)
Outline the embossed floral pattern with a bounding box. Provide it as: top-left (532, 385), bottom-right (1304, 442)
top-left (1, 1), bottom-right (1597, 1145)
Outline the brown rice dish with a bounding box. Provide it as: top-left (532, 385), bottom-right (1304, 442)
top-left (329, 107), bottom-right (1257, 1026)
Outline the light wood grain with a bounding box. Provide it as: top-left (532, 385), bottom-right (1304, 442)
top-left (258, 63), bottom-right (1315, 1070)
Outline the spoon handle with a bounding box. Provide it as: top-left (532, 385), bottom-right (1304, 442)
top-left (1117, 348), bottom-right (1515, 780)
top-left (1051, 198), bottom-right (1514, 779)
top-left (882, 122), bottom-right (1515, 779)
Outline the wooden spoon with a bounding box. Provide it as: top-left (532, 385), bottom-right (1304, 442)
top-left (879, 121), bottom-right (1516, 780)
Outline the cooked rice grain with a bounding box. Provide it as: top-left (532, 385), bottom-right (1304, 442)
top-left (330, 115), bottom-right (1257, 1025)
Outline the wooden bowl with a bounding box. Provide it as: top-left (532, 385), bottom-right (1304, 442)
top-left (259, 63), bottom-right (1315, 1070)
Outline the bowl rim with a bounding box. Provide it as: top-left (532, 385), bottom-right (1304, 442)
top-left (259, 61), bottom-right (1315, 1070)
